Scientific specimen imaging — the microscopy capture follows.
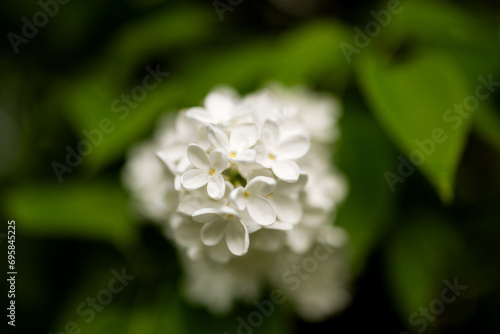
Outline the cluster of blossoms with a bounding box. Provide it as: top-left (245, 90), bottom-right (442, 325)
top-left (123, 84), bottom-right (350, 320)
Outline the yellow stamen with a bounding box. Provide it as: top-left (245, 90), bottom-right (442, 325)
top-left (229, 152), bottom-right (236, 158)
top-left (268, 153), bottom-right (276, 160)
top-left (209, 168), bottom-right (215, 176)
top-left (243, 192), bottom-right (249, 198)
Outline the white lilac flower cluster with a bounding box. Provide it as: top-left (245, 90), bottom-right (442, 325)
top-left (123, 84), bottom-right (350, 320)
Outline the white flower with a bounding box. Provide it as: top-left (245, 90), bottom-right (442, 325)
top-left (255, 120), bottom-right (310, 182)
top-left (230, 176), bottom-right (277, 226)
top-left (186, 86), bottom-right (247, 125)
top-left (267, 173), bottom-right (308, 225)
top-left (192, 206), bottom-right (249, 256)
top-left (122, 84), bottom-right (350, 321)
top-left (207, 123), bottom-right (259, 163)
top-left (181, 144), bottom-right (228, 200)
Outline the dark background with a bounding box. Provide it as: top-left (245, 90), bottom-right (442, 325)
top-left (1, 0), bottom-right (500, 333)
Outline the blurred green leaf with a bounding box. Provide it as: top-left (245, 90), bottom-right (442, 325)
top-left (384, 210), bottom-right (462, 325)
top-left (62, 66), bottom-right (182, 174)
top-left (475, 105), bottom-right (500, 155)
top-left (108, 6), bottom-right (216, 66)
top-left (4, 181), bottom-right (136, 246)
top-left (382, 0), bottom-right (500, 83)
top-left (385, 1), bottom-right (496, 48)
top-left (357, 52), bottom-right (472, 202)
top-left (126, 286), bottom-right (187, 334)
top-left (184, 301), bottom-right (292, 334)
top-left (267, 21), bottom-right (352, 87)
top-left (336, 107), bottom-right (395, 275)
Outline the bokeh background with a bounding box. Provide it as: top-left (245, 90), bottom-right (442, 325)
top-left (1, 0), bottom-right (500, 333)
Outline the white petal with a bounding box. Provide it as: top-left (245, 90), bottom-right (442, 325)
top-left (272, 160), bottom-right (300, 182)
top-left (287, 228), bottom-right (314, 253)
top-left (173, 221), bottom-right (201, 246)
top-left (217, 206), bottom-right (239, 217)
top-left (231, 149), bottom-right (255, 163)
top-left (186, 246), bottom-right (204, 261)
top-left (301, 207), bottom-right (328, 227)
top-left (207, 242), bottom-right (232, 263)
top-left (226, 221), bottom-right (249, 256)
top-left (186, 107), bottom-right (212, 123)
top-left (207, 174), bottom-right (225, 200)
top-left (187, 144), bottom-right (210, 170)
top-left (246, 176), bottom-right (276, 196)
top-left (276, 135), bottom-right (310, 160)
top-left (155, 151), bottom-right (174, 173)
top-left (251, 229), bottom-right (285, 251)
top-left (264, 221), bottom-right (294, 231)
top-left (276, 173), bottom-right (308, 194)
top-left (181, 169), bottom-right (209, 189)
top-left (201, 220), bottom-right (227, 246)
top-left (204, 89), bottom-right (236, 121)
top-left (209, 149), bottom-right (228, 173)
top-left (247, 196), bottom-right (276, 226)
top-left (230, 187), bottom-right (246, 211)
top-left (240, 209), bottom-right (262, 233)
top-left (247, 169), bottom-right (274, 180)
top-left (192, 208), bottom-right (220, 223)
top-left (254, 145), bottom-right (272, 168)
top-left (260, 120), bottom-right (279, 145)
top-left (229, 122), bottom-right (259, 151)
top-left (207, 124), bottom-right (229, 150)
top-left (272, 195), bottom-right (302, 224)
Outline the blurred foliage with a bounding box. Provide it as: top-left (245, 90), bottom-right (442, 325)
top-left (1, 0), bottom-right (500, 333)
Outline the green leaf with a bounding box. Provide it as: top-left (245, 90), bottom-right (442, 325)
top-left (383, 0), bottom-right (497, 50)
top-left (336, 106), bottom-right (396, 275)
top-left (377, 0), bottom-right (500, 91)
top-left (267, 21), bottom-right (352, 87)
top-left (3, 181), bottom-right (136, 246)
top-left (475, 104), bottom-right (500, 155)
top-left (126, 286), bottom-right (187, 334)
top-left (62, 66), bottom-right (183, 174)
top-left (384, 210), bottom-right (462, 325)
top-left (108, 6), bottom-right (215, 67)
top-left (356, 52), bottom-right (473, 203)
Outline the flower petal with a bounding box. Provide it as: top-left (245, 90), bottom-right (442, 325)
top-left (185, 107), bottom-right (212, 123)
top-left (230, 187), bottom-right (246, 211)
top-left (231, 149), bottom-right (255, 163)
top-left (272, 195), bottom-right (302, 224)
top-left (260, 120), bottom-right (279, 145)
top-left (187, 144), bottom-right (210, 170)
top-left (204, 89), bottom-right (236, 121)
top-left (192, 208), bottom-right (220, 223)
top-left (276, 173), bottom-right (308, 194)
top-left (251, 229), bottom-right (285, 251)
top-left (254, 145), bottom-right (272, 168)
top-left (247, 196), bottom-right (276, 226)
top-left (226, 220), bottom-right (249, 256)
top-left (276, 135), bottom-right (310, 160)
top-left (265, 221), bottom-right (294, 231)
top-left (207, 241), bottom-right (232, 263)
top-left (173, 221), bottom-right (201, 246)
top-left (207, 124), bottom-right (229, 150)
top-left (272, 160), bottom-right (300, 182)
top-left (209, 149), bottom-right (228, 173)
top-left (246, 176), bottom-right (276, 196)
top-left (200, 220), bottom-right (227, 246)
top-left (229, 122), bottom-right (259, 151)
top-left (217, 206), bottom-right (239, 217)
top-left (207, 174), bottom-right (225, 200)
top-left (181, 169), bottom-right (209, 189)
top-left (287, 228), bottom-right (314, 253)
